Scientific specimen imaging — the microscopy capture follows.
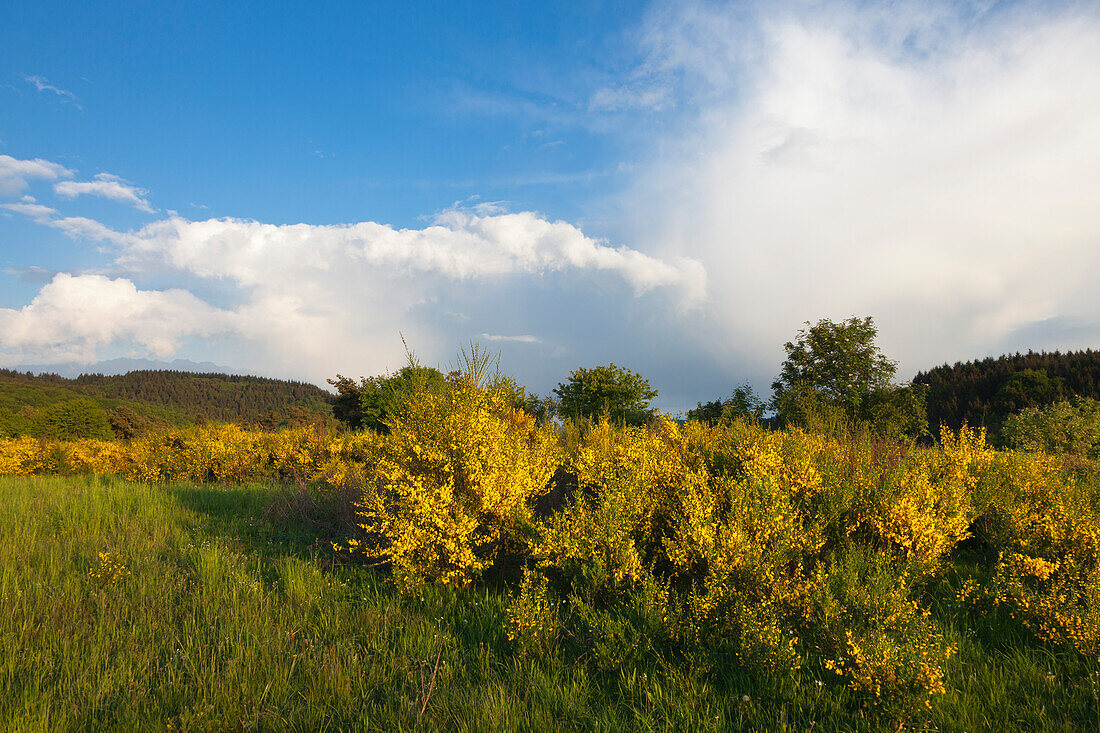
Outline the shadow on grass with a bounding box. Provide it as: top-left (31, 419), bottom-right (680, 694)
top-left (164, 481), bottom-right (358, 560)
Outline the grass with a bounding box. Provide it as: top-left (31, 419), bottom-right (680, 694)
top-left (0, 475), bottom-right (1097, 731)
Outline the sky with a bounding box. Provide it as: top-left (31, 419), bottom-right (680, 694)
top-left (1, 0), bottom-right (1099, 413)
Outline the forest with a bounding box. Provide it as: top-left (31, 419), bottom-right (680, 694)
top-left (0, 368), bottom-right (334, 439)
top-left (912, 349), bottom-right (1100, 438)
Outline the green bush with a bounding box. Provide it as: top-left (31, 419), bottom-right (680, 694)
top-left (1002, 397), bottom-right (1100, 458)
top-left (33, 398), bottom-right (113, 441)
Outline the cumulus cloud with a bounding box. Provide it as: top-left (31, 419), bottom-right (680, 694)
top-left (1, 203), bottom-right (704, 382)
top-left (111, 209), bottom-right (705, 304)
top-left (623, 0), bottom-right (1100, 383)
top-left (0, 273), bottom-right (237, 364)
top-left (0, 155), bottom-right (73, 197)
top-left (55, 173), bottom-right (155, 213)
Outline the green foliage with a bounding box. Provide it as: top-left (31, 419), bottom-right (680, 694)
top-left (914, 349), bottom-right (1100, 440)
top-left (362, 366), bottom-right (448, 433)
top-left (553, 363), bottom-right (658, 426)
top-left (1002, 397), bottom-right (1100, 458)
top-left (33, 398), bottom-right (113, 440)
top-left (772, 316), bottom-right (897, 418)
top-left (687, 383), bottom-right (765, 424)
top-left (993, 369), bottom-right (1069, 417)
top-left (863, 383), bottom-right (931, 442)
top-left (0, 368), bottom-right (330, 437)
top-left (329, 366), bottom-right (448, 432)
top-left (771, 317), bottom-right (928, 440)
top-left (105, 406), bottom-right (154, 440)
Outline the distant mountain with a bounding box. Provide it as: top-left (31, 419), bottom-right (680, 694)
top-left (6, 357), bottom-right (234, 379)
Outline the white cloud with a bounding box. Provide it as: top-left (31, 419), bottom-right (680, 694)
top-left (114, 209), bottom-right (704, 303)
top-left (623, 1), bottom-right (1100, 382)
top-left (0, 273), bottom-right (237, 364)
top-left (1, 201), bottom-right (135, 242)
top-left (54, 173), bottom-right (155, 213)
top-left (480, 333), bottom-right (541, 343)
top-left (0, 201), bottom-right (57, 221)
top-left (22, 75), bottom-right (82, 110)
top-left (0, 155), bottom-right (73, 197)
top-left (2, 203), bottom-right (703, 382)
top-left (48, 215), bottom-right (130, 242)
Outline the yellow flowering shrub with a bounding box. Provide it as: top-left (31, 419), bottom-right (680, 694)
top-left (360, 380), bottom-right (560, 587)
top-left (535, 418), bottom-right (698, 590)
top-left (315, 431), bottom-right (382, 491)
top-left (812, 550), bottom-right (955, 714)
top-left (0, 423), bottom-right (347, 485)
top-left (65, 439), bottom-right (128, 475)
top-left (268, 426), bottom-right (329, 482)
top-left (0, 436), bottom-right (57, 475)
top-left (664, 422), bottom-right (831, 676)
top-left (860, 430), bottom-right (987, 578)
top-left (964, 449), bottom-right (1100, 659)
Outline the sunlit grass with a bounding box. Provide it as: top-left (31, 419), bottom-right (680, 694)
top-left (0, 474), bottom-right (1096, 731)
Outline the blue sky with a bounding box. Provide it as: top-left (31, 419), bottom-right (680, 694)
top-left (2, 0), bottom-right (1100, 412)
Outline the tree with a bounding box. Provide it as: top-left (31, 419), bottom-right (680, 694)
top-left (991, 369), bottom-right (1067, 419)
top-left (553, 363), bottom-right (658, 426)
top-left (328, 374), bottom-right (368, 429)
top-left (687, 383), bottom-right (766, 424)
top-left (107, 406), bottom-right (153, 440)
top-left (771, 317), bottom-right (927, 439)
top-left (34, 398), bottom-right (113, 440)
top-left (328, 366), bottom-right (448, 432)
top-left (772, 316), bottom-right (897, 419)
top-left (1002, 397), bottom-right (1100, 458)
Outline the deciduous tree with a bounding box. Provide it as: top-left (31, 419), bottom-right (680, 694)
top-left (553, 363), bottom-right (657, 426)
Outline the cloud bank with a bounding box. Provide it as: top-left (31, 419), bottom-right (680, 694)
top-left (0, 189), bottom-right (705, 383)
top-left (0, 274), bottom-right (236, 364)
top-left (622, 0), bottom-right (1100, 382)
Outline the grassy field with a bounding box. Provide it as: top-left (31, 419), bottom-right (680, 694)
top-left (1, 474), bottom-right (1097, 732)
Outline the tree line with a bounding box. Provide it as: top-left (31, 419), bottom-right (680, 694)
top-left (912, 349), bottom-right (1100, 438)
top-left (0, 369), bottom-right (335, 439)
top-left (4, 319), bottom-right (1096, 447)
top-left (328, 318), bottom-right (1099, 451)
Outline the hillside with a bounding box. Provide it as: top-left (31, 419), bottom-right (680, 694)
top-left (0, 369), bottom-right (334, 438)
top-left (913, 348), bottom-right (1100, 438)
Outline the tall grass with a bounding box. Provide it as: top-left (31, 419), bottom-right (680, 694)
top-left (0, 474), bottom-right (1097, 731)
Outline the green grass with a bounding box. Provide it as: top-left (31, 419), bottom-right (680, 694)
top-left (0, 475), bottom-right (1097, 731)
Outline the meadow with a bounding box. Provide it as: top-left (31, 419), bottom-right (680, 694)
top-left (2, 377), bottom-right (1099, 731)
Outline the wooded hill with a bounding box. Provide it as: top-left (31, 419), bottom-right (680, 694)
top-left (0, 369), bottom-right (334, 438)
top-left (914, 349), bottom-right (1100, 438)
